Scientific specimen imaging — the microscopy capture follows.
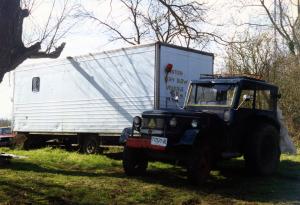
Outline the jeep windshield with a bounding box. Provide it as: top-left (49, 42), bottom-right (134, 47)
top-left (186, 83), bottom-right (237, 107)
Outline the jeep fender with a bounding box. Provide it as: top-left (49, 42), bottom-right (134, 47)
top-left (246, 115), bottom-right (280, 132)
top-left (119, 127), bottom-right (132, 144)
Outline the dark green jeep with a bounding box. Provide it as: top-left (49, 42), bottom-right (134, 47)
top-left (123, 76), bottom-right (281, 185)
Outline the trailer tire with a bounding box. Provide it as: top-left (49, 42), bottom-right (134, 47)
top-left (123, 146), bottom-right (148, 176)
top-left (25, 136), bottom-right (46, 150)
top-left (82, 136), bottom-right (100, 154)
top-left (244, 123), bottom-right (281, 175)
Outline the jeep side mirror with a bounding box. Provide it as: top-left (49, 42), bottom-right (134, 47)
top-left (243, 94), bottom-right (252, 102)
top-left (172, 93), bottom-right (183, 109)
top-left (277, 93), bottom-right (281, 99)
top-left (174, 95), bottom-right (179, 102)
top-left (237, 94), bottom-right (253, 110)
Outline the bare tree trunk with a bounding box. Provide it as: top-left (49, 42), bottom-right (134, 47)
top-left (0, 0), bottom-right (65, 82)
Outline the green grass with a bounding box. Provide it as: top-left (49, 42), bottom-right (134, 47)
top-left (0, 147), bottom-right (300, 205)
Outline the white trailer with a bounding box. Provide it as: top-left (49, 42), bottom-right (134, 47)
top-left (12, 42), bottom-right (214, 152)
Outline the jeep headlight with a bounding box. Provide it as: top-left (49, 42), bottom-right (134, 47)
top-left (169, 117), bottom-right (177, 127)
top-left (224, 110), bottom-right (231, 122)
top-left (133, 116), bottom-right (142, 130)
top-left (191, 120), bottom-right (198, 128)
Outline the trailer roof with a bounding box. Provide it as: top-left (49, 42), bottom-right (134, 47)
top-left (17, 42), bottom-right (214, 70)
top-left (66, 42), bottom-right (214, 59)
top-left (157, 42), bottom-right (214, 57)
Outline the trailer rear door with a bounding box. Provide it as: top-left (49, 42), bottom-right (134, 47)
top-left (157, 44), bottom-right (214, 108)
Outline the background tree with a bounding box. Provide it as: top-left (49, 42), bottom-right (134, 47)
top-left (237, 0), bottom-right (300, 55)
top-left (224, 31), bottom-right (300, 143)
top-left (0, 0), bottom-right (79, 83)
top-left (79, 0), bottom-right (225, 48)
top-left (0, 119), bottom-right (11, 127)
top-left (225, 32), bottom-right (275, 80)
top-left (259, 0), bottom-right (300, 55)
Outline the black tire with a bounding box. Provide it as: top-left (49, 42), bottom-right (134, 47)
top-left (244, 124), bottom-right (281, 175)
top-left (123, 146), bottom-right (148, 176)
top-left (27, 138), bottom-right (47, 149)
top-left (187, 140), bottom-right (212, 185)
top-left (64, 143), bottom-right (72, 151)
top-left (82, 136), bottom-right (100, 154)
top-left (63, 138), bottom-right (77, 152)
top-left (23, 138), bottom-right (35, 150)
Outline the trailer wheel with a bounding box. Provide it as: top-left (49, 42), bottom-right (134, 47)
top-left (62, 138), bottom-right (74, 151)
top-left (82, 136), bottom-right (100, 154)
top-left (244, 123), bottom-right (280, 175)
top-left (26, 136), bottom-right (46, 150)
top-left (123, 146), bottom-right (148, 176)
top-left (187, 140), bottom-right (212, 185)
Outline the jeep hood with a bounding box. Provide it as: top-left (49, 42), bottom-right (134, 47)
top-left (142, 109), bottom-right (221, 119)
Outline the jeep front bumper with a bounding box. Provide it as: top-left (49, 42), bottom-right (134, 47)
top-left (126, 137), bottom-right (167, 151)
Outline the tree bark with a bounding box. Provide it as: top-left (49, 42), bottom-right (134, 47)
top-left (0, 0), bottom-right (65, 82)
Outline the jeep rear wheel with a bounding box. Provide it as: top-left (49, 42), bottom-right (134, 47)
top-left (187, 141), bottom-right (212, 185)
top-left (244, 124), bottom-right (281, 175)
top-left (123, 146), bottom-right (148, 176)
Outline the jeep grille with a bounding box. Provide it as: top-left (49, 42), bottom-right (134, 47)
top-left (142, 118), bottom-right (165, 129)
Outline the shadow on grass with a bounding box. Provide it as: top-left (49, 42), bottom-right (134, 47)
top-left (139, 159), bottom-right (300, 204)
top-left (101, 151), bottom-right (300, 203)
top-left (103, 152), bottom-right (123, 160)
top-left (1, 160), bottom-right (124, 178)
top-left (0, 174), bottom-right (73, 205)
top-left (2, 153), bottom-right (300, 204)
top-left (0, 161), bottom-right (125, 204)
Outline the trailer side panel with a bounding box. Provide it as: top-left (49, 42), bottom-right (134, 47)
top-left (13, 45), bottom-right (156, 134)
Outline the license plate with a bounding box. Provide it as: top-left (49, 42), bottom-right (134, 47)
top-left (151, 136), bottom-right (167, 147)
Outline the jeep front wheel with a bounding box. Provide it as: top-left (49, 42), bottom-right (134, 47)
top-left (244, 124), bottom-right (281, 175)
top-left (123, 146), bottom-right (148, 176)
top-left (187, 142), bottom-right (212, 185)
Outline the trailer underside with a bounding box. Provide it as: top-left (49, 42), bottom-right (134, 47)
top-left (14, 132), bottom-right (121, 154)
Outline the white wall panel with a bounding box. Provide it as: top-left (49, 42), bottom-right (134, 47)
top-left (13, 43), bottom-right (214, 135)
top-left (159, 45), bottom-right (213, 108)
top-left (13, 45), bottom-right (155, 134)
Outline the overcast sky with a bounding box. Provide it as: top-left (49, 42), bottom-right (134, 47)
top-left (0, 0), bottom-right (295, 119)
